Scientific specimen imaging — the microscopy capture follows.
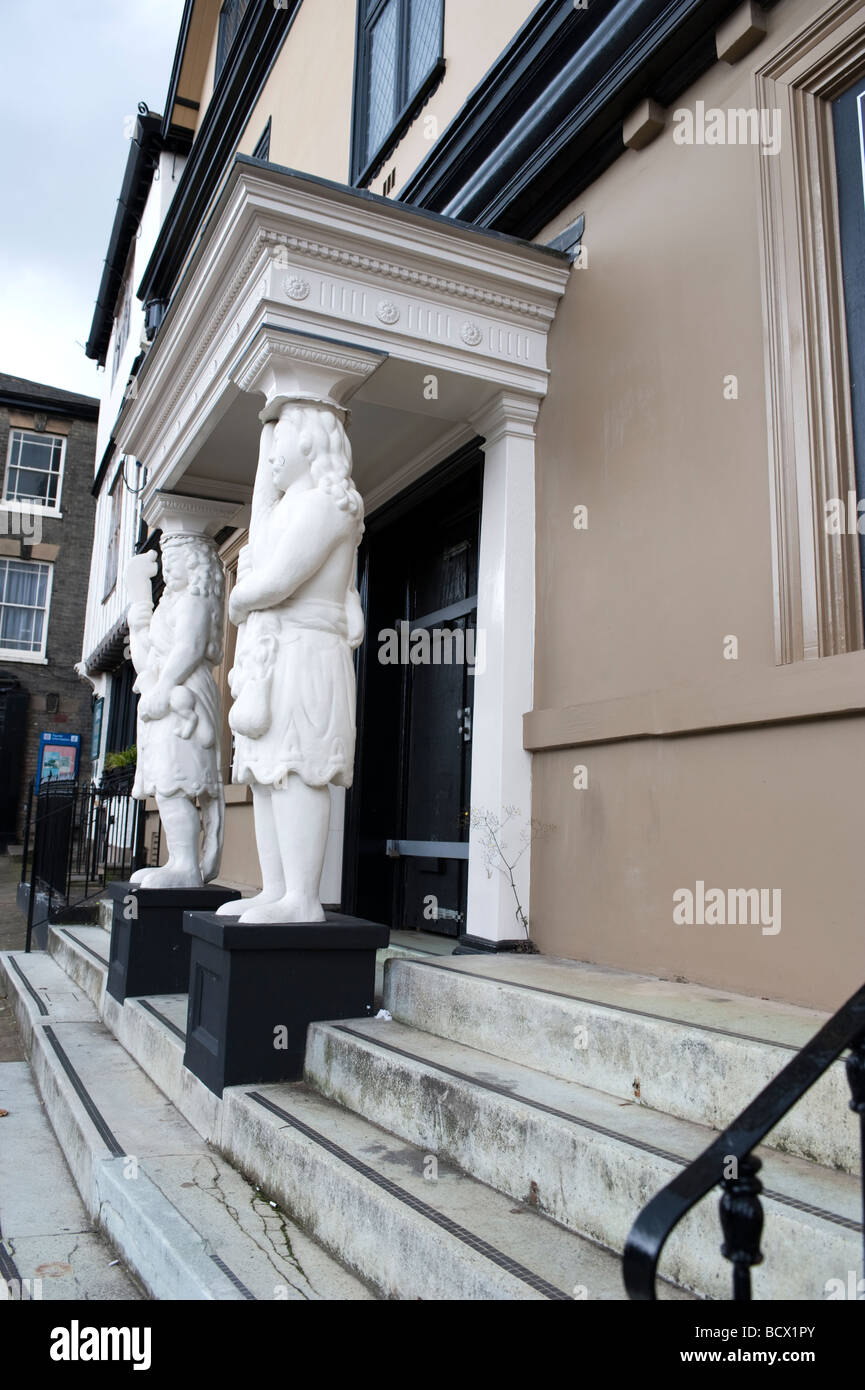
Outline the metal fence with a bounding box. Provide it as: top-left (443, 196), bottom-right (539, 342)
top-left (21, 777), bottom-right (150, 948)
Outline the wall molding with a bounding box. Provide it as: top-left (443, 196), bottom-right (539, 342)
top-left (402, 0), bottom-right (782, 234)
top-left (756, 0), bottom-right (865, 662)
top-left (524, 645), bottom-right (865, 751)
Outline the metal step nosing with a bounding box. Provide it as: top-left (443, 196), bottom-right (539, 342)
top-left (246, 1089), bottom-right (573, 1300)
top-left (329, 1025), bottom-right (861, 1235)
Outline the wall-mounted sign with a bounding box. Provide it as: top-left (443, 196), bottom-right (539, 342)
top-left (36, 731), bottom-right (80, 788)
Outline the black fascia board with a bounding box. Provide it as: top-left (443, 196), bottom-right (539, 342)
top-left (401, 0), bottom-right (782, 238)
top-left (138, 0), bottom-right (302, 310)
top-left (0, 387), bottom-right (99, 423)
top-left (92, 434), bottom-right (117, 496)
top-left (232, 156), bottom-right (570, 263)
top-left (161, 0), bottom-right (197, 139)
top-left (85, 111), bottom-right (171, 367)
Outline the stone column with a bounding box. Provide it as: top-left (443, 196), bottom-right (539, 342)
top-left (465, 392), bottom-right (541, 947)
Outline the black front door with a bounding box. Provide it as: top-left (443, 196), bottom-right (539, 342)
top-left (345, 445), bottom-right (482, 936)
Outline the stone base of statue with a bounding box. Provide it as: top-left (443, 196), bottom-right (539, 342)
top-left (181, 911), bottom-right (390, 1095)
top-left (106, 882), bottom-right (241, 1003)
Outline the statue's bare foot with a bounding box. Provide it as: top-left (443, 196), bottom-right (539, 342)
top-left (215, 888), bottom-right (283, 917)
top-left (238, 894), bottom-right (325, 924)
top-left (128, 866), bottom-right (151, 885)
top-left (135, 864), bottom-right (204, 890)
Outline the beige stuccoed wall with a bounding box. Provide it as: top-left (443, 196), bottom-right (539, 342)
top-left (238, 0), bottom-right (357, 176)
top-left (145, 799), bottom-right (261, 887)
top-left (528, 0), bottom-right (865, 1010)
top-left (219, 797), bottom-right (261, 890)
top-left (234, 0), bottom-right (537, 186)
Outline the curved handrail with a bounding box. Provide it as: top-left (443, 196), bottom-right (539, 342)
top-left (623, 982), bottom-right (865, 1299)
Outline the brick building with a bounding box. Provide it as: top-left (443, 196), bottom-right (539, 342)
top-left (0, 373), bottom-right (98, 842)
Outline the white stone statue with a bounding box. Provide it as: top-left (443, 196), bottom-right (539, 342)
top-left (125, 535), bottom-right (225, 888)
top-left (216, 399), bottom-right (364, 922)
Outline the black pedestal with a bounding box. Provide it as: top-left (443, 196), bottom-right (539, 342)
top-left (182, 911), bottom-right (390, 1095)
top-left (106, 882), bottom-right (241, 1002)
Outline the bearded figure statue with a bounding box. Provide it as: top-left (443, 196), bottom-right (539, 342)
top-left (216, 398), bottom-right (364, 923)
top-left (125, 534), bottom-right (225, 888)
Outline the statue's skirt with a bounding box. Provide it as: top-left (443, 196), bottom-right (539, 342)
top-left (229, 606), bottom-right (357, 790)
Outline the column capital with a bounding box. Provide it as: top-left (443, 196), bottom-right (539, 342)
top-left (230, 324), bottom-right (386, 421)
top-left (470, 391), bottom-right (541, 448)
top-left (143, 490), bottom-right (243, 538)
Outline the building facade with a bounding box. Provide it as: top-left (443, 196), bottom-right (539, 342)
top-left (0, 374), bottom-right (97, 842)
top-left (80, 109), bottom-right (191, 786)
top-left (83, 0), bottom-right (865, 1011)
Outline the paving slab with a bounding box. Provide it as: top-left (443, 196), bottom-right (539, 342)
top-left (0, 1061), bottom-right (141, 1301)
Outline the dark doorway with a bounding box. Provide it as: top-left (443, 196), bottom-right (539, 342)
top-left (105, 661), bottom-right (138, 756)
top-left (345, 441), bottom-right (482, 936)
top-left (0, 671), bottom-right (28, 845)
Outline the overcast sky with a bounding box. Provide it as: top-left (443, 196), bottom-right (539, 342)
top-left (0, 0), bottom-right (186, 399)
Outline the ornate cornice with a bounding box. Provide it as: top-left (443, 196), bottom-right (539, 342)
top-left (120, 165), bottom-right (569, 477)
top-left (261, 229), bottom-right (550, 321)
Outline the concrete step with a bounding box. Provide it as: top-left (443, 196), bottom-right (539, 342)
top-left (8, 947), bottom-right (668, 1302)
top-left (305, 1015), bottom-right (863, 1301)
top-left (383, 955), bottom-right (858, 1174)
top-left (0, 1060), bottom-right (143, 1300)
top-left (47, 926), bottom-right (109, 1009)
top-left (82, 976), bottom-right (678, 1302)
top-left (0, 949), bottom-right (374, 1302)
top-left (221, 1081), bottom-right (675, 1300)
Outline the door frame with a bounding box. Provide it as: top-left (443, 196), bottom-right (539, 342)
top-left (342, 437), bottom-right (484, 920)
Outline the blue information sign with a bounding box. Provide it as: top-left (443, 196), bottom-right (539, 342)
top-left (36, 732), bottom-right (81, 789)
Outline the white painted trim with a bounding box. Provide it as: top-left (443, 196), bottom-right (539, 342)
top-left (0, 555), bottom-right (54, 663)
top-left (115, 165), bottom-right (568, 493)
top-left (465, 392), bottom-right (539, 944)
top-left (2, 428), bottom-right (66, 515)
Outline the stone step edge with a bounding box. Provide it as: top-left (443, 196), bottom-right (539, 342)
top-left (305, 1019), bottom-right (862, 1301)
top-left (0, 951), bottom-right (254, 1300)
top-left (383, 956), bottom-right (857, 1175)
top-left (100, 985), bottom-right (621, 1299)
top-left (104, 995), bottom-right (606, 1295)
top-left (47, 926), bottom-right (109, 1009)
top-left (224, 1085), bottom-right (591, 1301)
top-left (1, 950), bottom-right (607, 1301)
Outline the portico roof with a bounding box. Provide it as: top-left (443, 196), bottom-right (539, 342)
top-left (117, 156), bottom-right (571, 514)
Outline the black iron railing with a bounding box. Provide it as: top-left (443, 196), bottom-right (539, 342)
top-left (623, 982), bottom-right (865, 1299)
top-left (21, 777), bottom-right (151, 949)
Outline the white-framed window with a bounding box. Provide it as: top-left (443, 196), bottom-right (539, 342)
top-left (111, 265), bottom-right (133, 387)
top-left (0, 557), bottom-right (53, 661)
top-left (103, 472), bottom-right (124, 600)
top-left (3, 429), bottom-right (65, 512)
